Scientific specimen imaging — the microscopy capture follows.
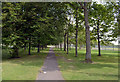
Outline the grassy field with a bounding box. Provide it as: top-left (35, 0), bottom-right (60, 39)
top-left (2, 48), bottom-right (49, 80)
top-left (54, 48), bottom-right (118, 80)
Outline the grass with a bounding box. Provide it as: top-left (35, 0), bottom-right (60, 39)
top-left (2, 48), bottom-right (49, 80)
top-left (54, 48), bottom-right (118, 80)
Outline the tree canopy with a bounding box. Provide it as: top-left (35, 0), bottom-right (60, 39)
top-left (2, 2), bottom-right (118, 62)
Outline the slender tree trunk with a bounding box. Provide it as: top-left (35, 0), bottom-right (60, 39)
top-left (79, 45), bottom-right (82, 50)
top-left (15, 47), bottom-right (19, 57)
top-left (28, 37), bottom-right (31, 55)
top-left (24, 37), bottom-right (27, 50)
top-left (60, 43), bottom-right (62, 50)
top-left (12, 45), bottom-right (19, 58)
top-left (42, 45), bottom-right (43, 50)
top-left (97, 20), bottom-right (101, 56)
top-left (84, 2), bottom-right (92, 63)
top-left (64, 32), bottom-right (66, 51)
top-left (118, 1), bottom-right (120, 35)
top-left (45, 45), bottom-right (47, 48)
top-left (32, 47), bottom-right (34, 50)
top-left (37, 43), bottom-right (40, 53)
top-left (58, 44), bottom-right (59, 49)
top-left (113, 45), bottom-right (114, 51)
top-left (67, 32), bottom-right (69, 54)
top-left (24, 42), bottom-right (26, 50)
top-left (75, 8), bottom-right (78, 57)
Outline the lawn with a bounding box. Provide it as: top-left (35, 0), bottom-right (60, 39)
top-left (54, 48), bottom-right (118, 80)
top-left (2, 48), bottom-right (49, 80)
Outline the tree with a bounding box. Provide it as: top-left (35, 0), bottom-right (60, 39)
top-left (79, 2), bottom-right (92, 62)
top-left (2, 2), bottom-right (67, 57)
top-left (68, 2), bottom-right (84, 57)
top-left (2, 2), bottom-right (25, 58)
top-left (89, 2), bottom-right (117, 56)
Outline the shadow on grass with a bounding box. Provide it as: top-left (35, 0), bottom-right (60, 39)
top-left (9, 52), bottom-right (48, 66)
top-left (57, 51), bottom-right (118, 64)
top-left (54, 48), bottom-right (118, 68)
top-left (6, 47), bottom-right (116, 70)
top-left (78, 71), bottom-right (118, 77)
top-left (2, 48), bottom-right (50, 68)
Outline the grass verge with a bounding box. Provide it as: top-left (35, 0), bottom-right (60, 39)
top-left (2, 48), bottom-right (49, 80)
top-left (54, 48), bottom-right (118, 80)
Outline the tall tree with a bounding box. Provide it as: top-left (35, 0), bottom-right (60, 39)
top-left (79, 2), bottom-right (92, 62)
top-left (75, 7), bottom-right (78, 57)
top-left (89, 2), bottom-right (117, 56)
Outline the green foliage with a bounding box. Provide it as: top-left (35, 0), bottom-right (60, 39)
top-left (2, 2), bottom-right (67, 57)
top-left (89, 2), bottom-right (117, 45)
top-left (2, 2), bottom-right (118, 58)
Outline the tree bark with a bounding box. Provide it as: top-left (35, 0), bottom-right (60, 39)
top-left (79, 45), bottom-right (82, 50)
top-left (60, 43), bottom-right (62, 50)
top-left (97, 19), bottom-right (101, 56)
top-left (45, 45), bottom-right (47, 48)
top-left (11, 45), bottom-right (19, 58)
top-left (67, 32), bottom-right (69, 54)
top-left (58, 44), bottom-right (59, 49)
top-left (28, 37), bottom-right (31, 55)
top-left (37, 43), bottom-right (40, 53)
top-left (113, 45), bottom-right (114, 51)
top-left (75, 8), bottom-right (78, 57)
top-left (24, 42), bottom-right (26, 50)
top-left (84, 2), bottom-right (92, 63)
top-left (118, 1), bottom-right (120, 35)
top-left (64, 32), bottom-right (66, 51)
top-left (42, 45), bottom-right (43, 50)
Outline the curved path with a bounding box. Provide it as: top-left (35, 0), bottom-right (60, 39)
top-left (36, 47), bottom-right (64, 80)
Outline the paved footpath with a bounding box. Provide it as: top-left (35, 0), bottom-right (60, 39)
top-left (36, 47), bottom-right (64, 80)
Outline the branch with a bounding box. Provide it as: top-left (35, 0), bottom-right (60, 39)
top-left (78, 2), bottom-right (85, 10)
top-left (68, 2), bottom-right (75, 8)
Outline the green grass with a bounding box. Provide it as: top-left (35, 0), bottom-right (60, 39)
top-left (54, 48), bottom-right (118, 80)
top-left (2, 48), bottom-right (49, 80)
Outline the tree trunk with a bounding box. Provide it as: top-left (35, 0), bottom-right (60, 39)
top-left (84, 2), bottom-right (92, 63)
top-left (24, 37), bottom-right (27, 50)
top-left (79, 45), bottom-right (82, 50)
top-left (11, 45), bottom-right (19, 58)
top-left (113, 45), bottom-right (114, 51)
top-left (28, 37), bottom-right (31, 55)
top-left (58, 44), bottom-right (60, 49)
top-left (24, 42), bottom-right (26, 50)
top-left (42, 45), bottom-right (43, 50)
top-left (60, 43), bottom-right (62, 50)
top-left (15, 47), bottom-right (19, 57)
top-left (97, 19), bottom-right (101, 56)
top-left (67, 32), bottom-right (69, 54)
top-left (37, 43), bottom-right (40, 53)
top-left (75, 8), bottom-right (78, 57)
top-left (45, 45), bottom-right (47, 48)
top-left (64, 32), bottom-right (66, 51)
top-left (118, 1), bottom-right (120, 35)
